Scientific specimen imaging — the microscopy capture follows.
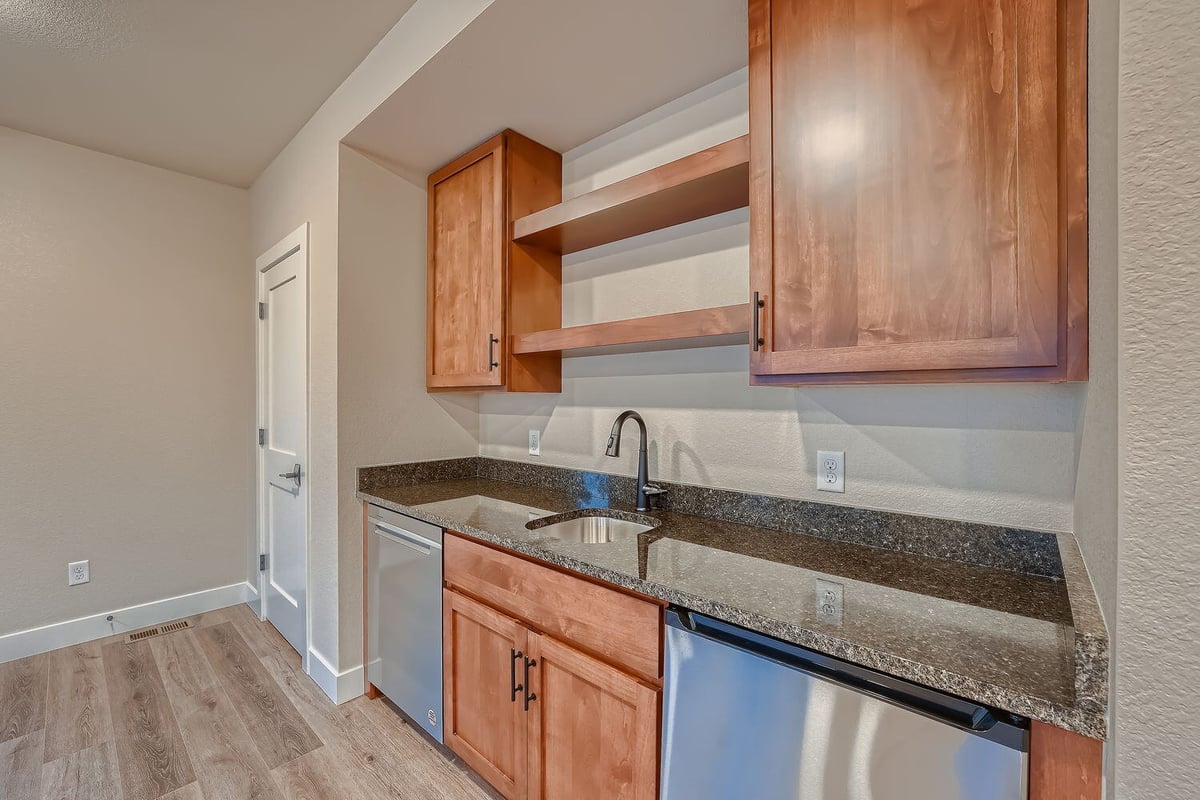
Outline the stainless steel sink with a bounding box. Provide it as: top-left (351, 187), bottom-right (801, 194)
top-left (528, 514), bottom-right (655, 544)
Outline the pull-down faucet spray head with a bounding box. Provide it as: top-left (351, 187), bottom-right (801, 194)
top-left (605, 410), bottom-right (645, 458)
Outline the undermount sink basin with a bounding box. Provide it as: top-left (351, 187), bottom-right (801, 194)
top-left (528, 513), bottom-right (655, 544)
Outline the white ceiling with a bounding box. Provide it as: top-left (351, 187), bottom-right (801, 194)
top-left (0, 0), bottom-right (418, 187)
top-left (345, 0), bottom-right (747, 178)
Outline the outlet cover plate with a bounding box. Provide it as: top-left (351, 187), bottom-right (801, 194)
top-left (528, 429), bottom-right (541, 457)
top-left (817, 450), bottom-right (845, 493)
top-left (68, 560), bottom-right (90, 586)
top-left (815, 578), bottom-right (844, 625)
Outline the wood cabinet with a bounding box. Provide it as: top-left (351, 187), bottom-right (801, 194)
top-left (526, 632), bottom-right (659, 800)
top-left (1029, 721), bottom-right (1103, 800)
top-left (443, 590), bottom-right (529, 798)
top-left (748, 0), bottom-right (1088, 384)
top-left (443, 534), bottom-right (663, 800)
top-left (443, 531), bottom-right (661, 682)
top-left (427, 130), bottom-right (562, 392)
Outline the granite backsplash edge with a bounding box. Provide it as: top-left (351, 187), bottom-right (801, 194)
top-left (359, 456), bottom-right (1065, 579)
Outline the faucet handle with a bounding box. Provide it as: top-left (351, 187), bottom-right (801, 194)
top-left (641, 483), bottom-right (668, 511)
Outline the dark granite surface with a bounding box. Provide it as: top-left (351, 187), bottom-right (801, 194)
top-left (358, 458), bottom-right (1108, 739)
top-left (363, 458), bottom-right (1063, 577)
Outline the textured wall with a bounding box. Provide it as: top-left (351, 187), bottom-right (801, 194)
top-left (336, 145), bottom-right (478, 663)
top-left (1115, 0), bottom-right (1200, 795)
top-left (1076, 0), bottom-right (1119, 632)
top-left (249, 0), bottom-right (492, 673)
top-left (0, 126), bottom-right (252, 636)
top-left (1074, 0), bottom-right (1120, 792)
top-left (478, 72), bottom-right (1085, 533)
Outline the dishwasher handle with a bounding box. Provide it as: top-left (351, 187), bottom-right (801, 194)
top-left (668, 609), bottom-right (1027, 751)
top-left (372, 519), bottom-right (442, 554)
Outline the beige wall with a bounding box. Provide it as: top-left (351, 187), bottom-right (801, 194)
top-left (0, 125), bottom-right (252, 636)
top-left (478, 73), bottom-right (1084, 533)
top-left (1075, 0), bottom-right (1120, 792)
top-left (1076, 0), bottom-right (1120, 648)
top-left (249, 0), bottom-right (492, 675)
top-left (1116, 0), bottom-right (1200, 795)
top-left (336, 145), bottom-right (478, 661)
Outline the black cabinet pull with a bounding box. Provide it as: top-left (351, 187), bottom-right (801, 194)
top-left (523, 656), bottom-right (538, 711)
top-left (752, 292), bottom-right (766, 351)
top-left (510, 649), bottom-right (523, 702)
top-left (488, 333), bottom-right (500, 371)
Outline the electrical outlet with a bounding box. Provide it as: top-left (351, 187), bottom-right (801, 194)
top-left (528, 429), bottom-right (541, 456)
top-left (815, 578), bottom-right (844, 625)
top-left (68, 560), bottom-right (90, 586)
top-left (817, 450), bottom-right (845, 493)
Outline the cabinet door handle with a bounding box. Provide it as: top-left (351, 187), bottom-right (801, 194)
top-left (510, 648), bottom-right (523, 702)
top-left (523, 656), bottom-right (537, 711)
top-left (752, 292), bottom-right (766, 352)
top-left (488, 333), bottom-right (500, 371)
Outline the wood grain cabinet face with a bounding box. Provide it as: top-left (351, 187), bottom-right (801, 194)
top-left (442, 536), bottom-right (663, 800)
top-left (749, 0), bottom-right (1088, 383)
top-left (443, 590), bottom-right (529, 800)
top-left (525, 633), bottom-right (659, 800)
top-left (426, 131), bottom-right (563, 392)
top-left (427, 141), bottom-right (506, 389)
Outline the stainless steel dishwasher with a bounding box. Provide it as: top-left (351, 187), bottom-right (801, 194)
top-left (366, 504), bottom-right (443, 743)
top-left (661, 610), bottom-right (1028, 799)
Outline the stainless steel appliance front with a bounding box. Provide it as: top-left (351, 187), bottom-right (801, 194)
top-left (367, 504), bottom-right (444, 743)
top-left (661, 611), bottom-right (1028, 799)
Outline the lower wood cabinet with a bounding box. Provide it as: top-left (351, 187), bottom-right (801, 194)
top-left (442, 534), bottom-right (663, 800)
top-left (526, 631), bottom-right (659, 800)
top-left (443, 589), bottom-right (529, 798)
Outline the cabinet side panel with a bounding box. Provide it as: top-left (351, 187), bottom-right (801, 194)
top-left (1029, 721), bottom-right (1102, 800)
top-left (506, 131), bottom-right (563, 393)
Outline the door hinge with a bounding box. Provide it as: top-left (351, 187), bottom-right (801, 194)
top-left (258, 301), bottom-right (267, 320)
top-left (259, 554), bottom-right (268, 572)
top-left (258, 428), bottom-right (266, 446)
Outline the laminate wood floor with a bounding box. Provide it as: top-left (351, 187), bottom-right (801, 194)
top-left (0, 604), bottom-right (494, 800)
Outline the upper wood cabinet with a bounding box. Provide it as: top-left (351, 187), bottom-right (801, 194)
top-left (427, 130), bottom-right (562, 392)
top-left (748, 0), bottom-right (1088, 384)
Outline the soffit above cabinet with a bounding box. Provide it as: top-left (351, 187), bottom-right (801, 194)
top-left (344, 0), bottom-right (747, 178)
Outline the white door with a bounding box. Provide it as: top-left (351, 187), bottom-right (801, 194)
top-left (257, 224), bottom-right (308, 659)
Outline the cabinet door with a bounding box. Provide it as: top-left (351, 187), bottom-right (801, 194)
top-left (427, 137), bottom-right (506, 388)
top-left (443, 590), bottom-right (528, 799)
top-left (526, 632), bottom-right (659, 800)
top-left (750, 0), bottom-right (1063, 379)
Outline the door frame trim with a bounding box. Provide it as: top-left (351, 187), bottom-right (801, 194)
top-left (255, 222), bottom-right (311, 672)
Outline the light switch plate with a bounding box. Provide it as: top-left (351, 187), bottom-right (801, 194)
top-left (528, 429), bottom-right (541, 456)
top-left (817, 450), bottom-right (845, 493)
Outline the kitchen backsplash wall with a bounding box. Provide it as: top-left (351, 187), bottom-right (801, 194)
top-left (477, 69), bottom-right (1085, 533)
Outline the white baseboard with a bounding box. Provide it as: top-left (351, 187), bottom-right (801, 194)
top-left (307, 646), bottom-right (365, 705)
top-left (0, 582), bottom-right (258, 664)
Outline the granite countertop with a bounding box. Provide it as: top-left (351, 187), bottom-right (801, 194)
top-left (357, 459), bottom-right (1108, 739)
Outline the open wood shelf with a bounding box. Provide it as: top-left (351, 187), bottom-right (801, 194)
top-left (511, 303), bottom-right (750, 357)
top-left (512, 135), bottom-right (749, 255)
